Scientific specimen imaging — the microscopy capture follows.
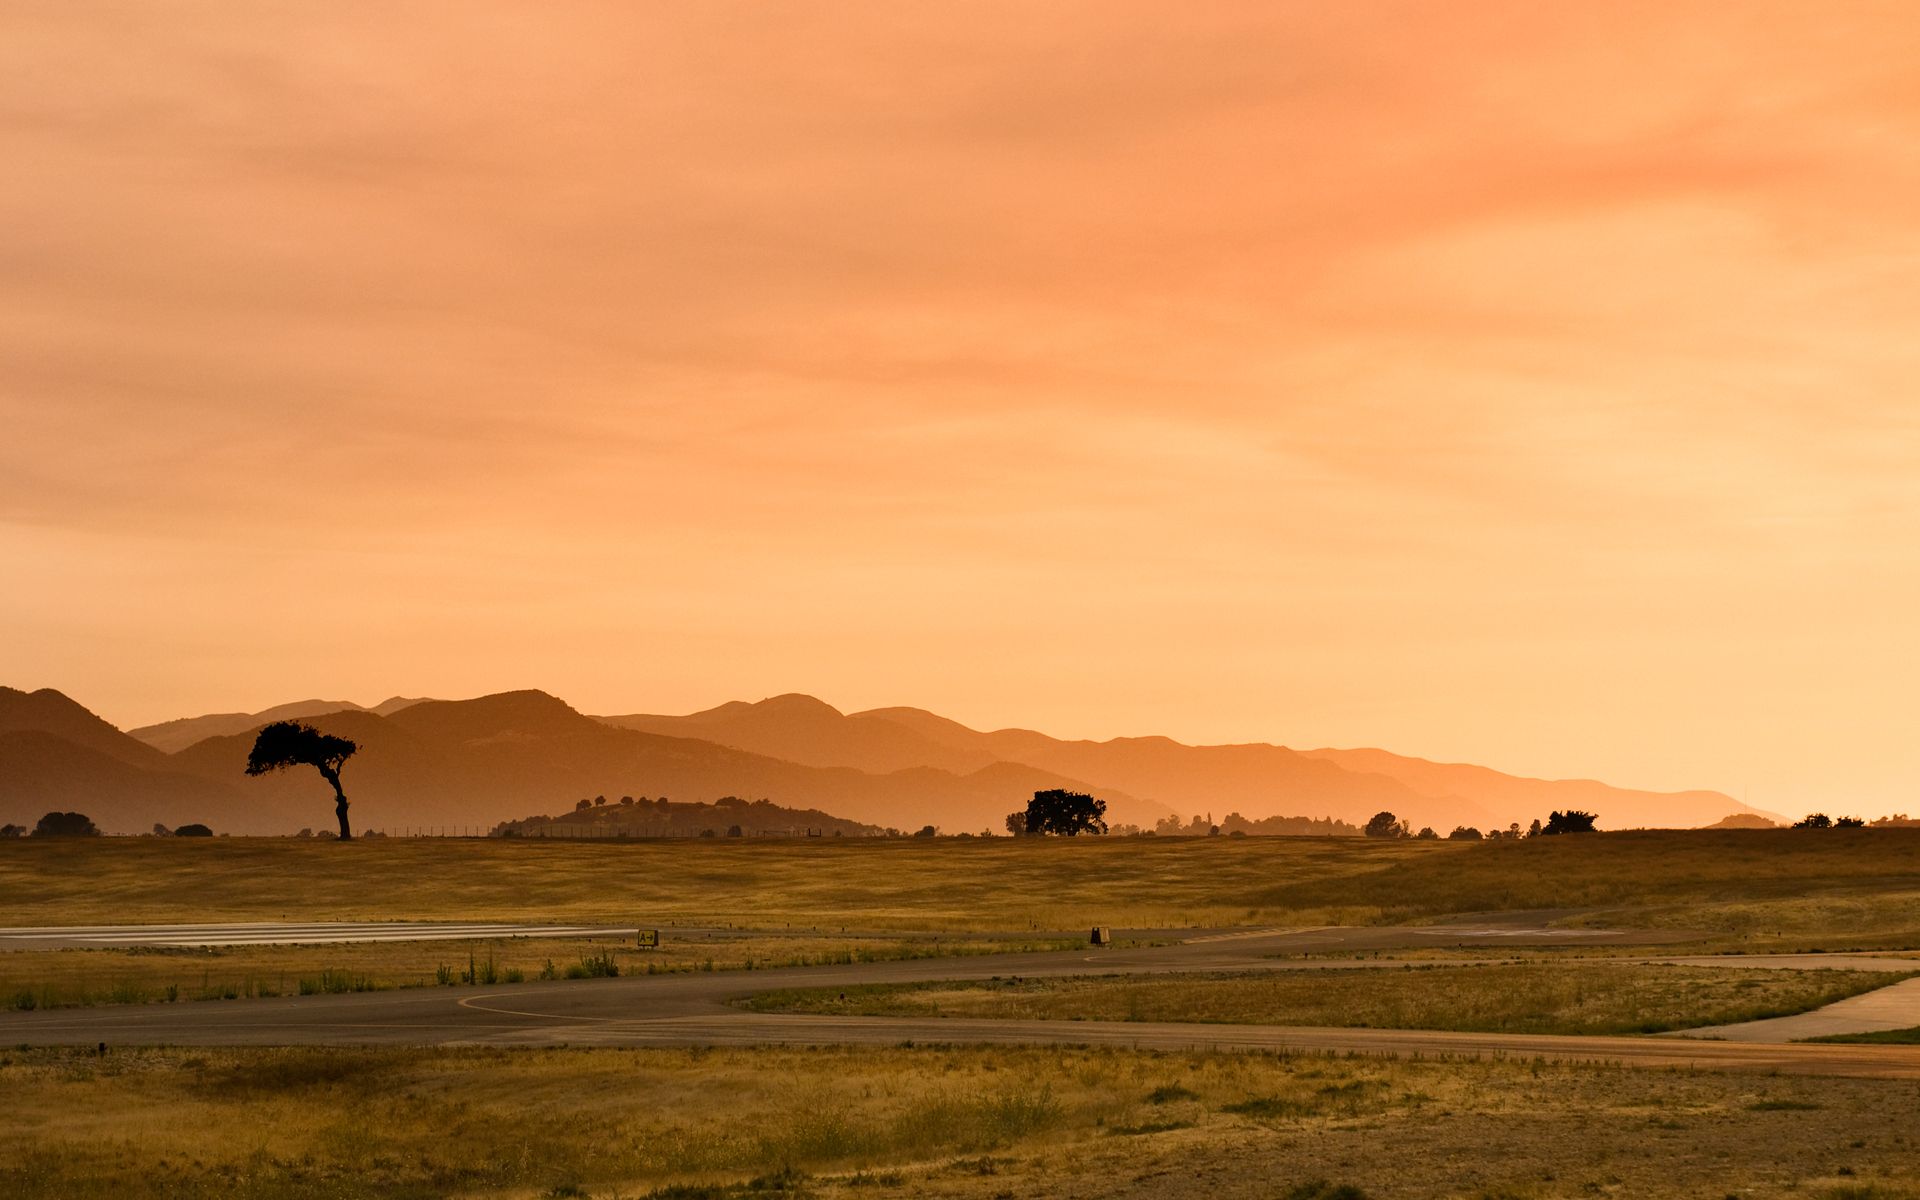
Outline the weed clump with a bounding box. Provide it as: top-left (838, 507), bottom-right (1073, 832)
top-left (566, 951), bottom-right (619, 979)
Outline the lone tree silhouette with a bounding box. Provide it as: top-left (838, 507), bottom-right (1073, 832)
top-left (246, 721), bottom-right (360, 840)
top-left (1023, 788), bottom-right (1108, 836)
top-left (1363, 811), bottom-right (1407, 839)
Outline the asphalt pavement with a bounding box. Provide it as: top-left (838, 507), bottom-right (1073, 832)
top-left (5, 920), bottom-right (1917, 1074)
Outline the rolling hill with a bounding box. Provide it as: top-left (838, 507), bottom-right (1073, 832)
top-left (609, 694), bottom-right (1769, 832)
top-left (1, 687), bottom-right (172, 769)
top-left (126, 696), bottom-right (432, 754)
top-left (0, 730), bottom-right (247, 833)
top-left (5, 688), bottom-right (1153, 835)
top-left (4, 684), bottom-right (1771, 836)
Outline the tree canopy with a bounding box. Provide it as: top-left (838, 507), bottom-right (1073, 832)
top-left (1363, 811), bottom-right (1407, 839)
top-left (32, 811), bottom-right (99, 837)
top-left (1024, 788), bottom-right (1108, 836)
top-left (1540, 810), bottom-right (1599, 835)
top-left (245, 720), bottom-right (360, 840)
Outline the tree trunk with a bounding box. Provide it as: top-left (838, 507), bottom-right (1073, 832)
top-left (323, 769), bottom-right (353, 841)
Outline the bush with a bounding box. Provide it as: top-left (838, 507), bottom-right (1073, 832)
top-left (565, 951), bottom-right (619, 979)
top-left (32, 811), bottom-right (99, 837)
top-left (174, 823), bottom-right (214, 837)
top-left (1541, 810), bottom-right (1598, 835)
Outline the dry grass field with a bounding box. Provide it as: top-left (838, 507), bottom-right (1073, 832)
top-left (741, 962), bottom-right (1907, 1035)
top-left (5, 829), bottom-right (1919, 946)
top-left (9, 832), bottom-right (1920, 1198)
top-left (0, 933), bottom-right (1073, 1011)
top-left (5, 1043), bottom-right (1918, 1200)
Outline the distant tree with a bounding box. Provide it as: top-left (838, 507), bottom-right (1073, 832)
top-left (698, 828), bottom-right (717, 838)
top-left (174, 823), bottom-right (214, 837)
top-left (619, 795), bottom-right (635, 806)
top-left (32, 811), bottom-right (99, 837)
top-left (1447, 826), bottom-right (1483, 841)
top-left (1541, 810), bottom-right (1598, 835)
top-left (1004, 811), bottom-right (1027, 837)
top-left (726, 824), bottom-right (743, 838)
top-left (913, 824), bottom-right (937, 838)
top-left (1363, 811), bottom-right (1405, 839)
top-left (575, 798), bottom-right (592, 812)
top-left (1527, 818), bottom-right (1543, 838)
top-left (594, 795), bottom-right (608, 807)
top-left (245, 721), bottom-right (360, 841)
top-left (1415, 826), bottom-right (1438, 840)
top-left (0, 823), bottom-right (27, 838)
top-left (1024, 789), bottom-right (1108, 836)
top-left (152, 823), bottom-right (172, 837)
top-left (294, 827), bottom-right (314, 838)
top-left (1836, 816), bottom-right (1866, 828)
top-left (1794, 813), bottom-right (1833, 829)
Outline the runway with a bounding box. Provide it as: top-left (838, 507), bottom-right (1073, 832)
top-left (4, 921), bottom-right (1916, 1075)
top-left (0, 921), bottom-right (637, 949)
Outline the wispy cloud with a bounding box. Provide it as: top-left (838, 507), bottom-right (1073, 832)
top-left (5, 2), bottom-right (1919, 811)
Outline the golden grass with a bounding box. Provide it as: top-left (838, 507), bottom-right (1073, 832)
top-left (0, 933), bottom-right (1072, 1011)
top-left (742, 962), bottom-right (1906, 1035)
top-left (6, 829), bottom-right (1920, 947)
top-left (4, 1043), bottom-right (1919, 1199)
top-left (0, 835), bottom-right (1403, 929)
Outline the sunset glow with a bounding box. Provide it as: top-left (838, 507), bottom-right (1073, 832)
top-left (6, 2), bottom-right (1919, 814)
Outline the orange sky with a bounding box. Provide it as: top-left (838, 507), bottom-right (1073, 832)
top-left (5, 3), bottom-right (1919, 816)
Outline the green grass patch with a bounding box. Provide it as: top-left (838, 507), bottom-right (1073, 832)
top-left (1806, 1026), bottom-right (1920, 1044)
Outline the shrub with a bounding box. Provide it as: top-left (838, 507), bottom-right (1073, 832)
top-left (566, 951), bottom-right (619, 979)
top-left (31, 811), bottom-right (100, 837)
top-left (1541, 810), bottom-right (1599, 835)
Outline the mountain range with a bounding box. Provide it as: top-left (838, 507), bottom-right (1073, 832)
top-left (0, 685), bottom-right (1776, 836)
top-left (125, 696), bottom-right (431, 754)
